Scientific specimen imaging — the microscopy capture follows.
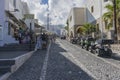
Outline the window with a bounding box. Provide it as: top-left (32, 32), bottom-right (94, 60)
top-left (91, 6), bottom-right (94, 13)
top-left (13, 0), bottom-right (16, 8)
top-left (8, 23), bottom-right (11, 35)
top-left (104, 0), bottom-right (108, 2)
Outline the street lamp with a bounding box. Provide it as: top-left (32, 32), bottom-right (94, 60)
top-left (113, 0), bottom-right (117, 41)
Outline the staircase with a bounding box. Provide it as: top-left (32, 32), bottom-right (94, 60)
top-left (0, 51), bottom-right (35, 80)
top-left (0, 43), bottom-right (35, 74)
top-left (0, 59), bottom-right (15, 74)
top-left (0, 43), bottom-right (35, 51)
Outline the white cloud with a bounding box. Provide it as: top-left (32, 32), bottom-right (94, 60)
top-left (22, 0), bottom-right (85, 26)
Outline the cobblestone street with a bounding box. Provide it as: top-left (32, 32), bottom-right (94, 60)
top-left (7, 40), bottom-right (94, 80)
top-left (7, 39), bottom-right (120, 80)
top-left (7, 50), bottom-right (46, 80)
top-left (1, 0), bottom-right (120, 80)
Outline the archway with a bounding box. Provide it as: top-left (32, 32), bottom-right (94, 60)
top-left (76, 26), bottom-right (83, 37)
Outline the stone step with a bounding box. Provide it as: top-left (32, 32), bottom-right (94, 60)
top-left (0, 44), bottom-right (35, 48)
top-left (0, 59), bottom-right (15, 66)
top-left (0, 44), bottom-right (35, 51)
top-left (0, 51), bottom-right (35, 80)
top-left (3, 43), bottom-right (34, 46)
top-left (0, 66), bottom-right (11, 74)
top-left (0, 48), bottom-right (34, 51)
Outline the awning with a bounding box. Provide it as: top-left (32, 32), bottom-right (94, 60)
top-left (6, 11), bottom-right (19, 24)
top-left (35, 23), bottom-right (42, 28)
top-left (19, 19), bottom-right (28, 29)
top-left (5, 11), bottom-right (28, 30)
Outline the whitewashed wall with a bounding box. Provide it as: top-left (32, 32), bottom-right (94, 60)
top-left (0, 0), bottom-right (28, 46)
top-left (86, 0), bottom-right (110, 23)
top-left (0, 0), bottom-right (5, 46)
top-left (22, 2), bottom-right (30, 15)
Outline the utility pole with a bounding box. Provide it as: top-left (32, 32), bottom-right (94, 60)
top-left (100, 0), bottom-right (103, 39)
top-left (47, 13), bottom-right (49, 30)
top-left (113, 0), bottom-right (117, 41)
top-left (47, 3), bottom-right (49, 31)
top-left (29, 22), bottom-right (32, 51)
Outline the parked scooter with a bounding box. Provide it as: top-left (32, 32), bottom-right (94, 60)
top-left (84, 37), bottom-right (95, 51)
top-left (70, 37), bottom-right (78, 44)
top-left (80, 38), bottom-right (86, 49)
top-left (95, 39), bottom-right (114, 57)
top-left (89, 41), bottom-right (98, 54)
top-left (76, 37), bottom-right (81, 45)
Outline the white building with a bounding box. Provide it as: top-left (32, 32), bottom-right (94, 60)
top-left (0, 0), bottom-right (29, 46)
top-left (85, 0), bottom-right (113, 39)
top-left (67, 7), bottom-right (86, 38)
top-left (22, 2), bottom-right (29, 15)
top-left (24, 14), bottom-right (43, 36)
top-left (24, 14), bottom-right (38, 31)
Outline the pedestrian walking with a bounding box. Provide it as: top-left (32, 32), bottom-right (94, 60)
top-left (34, 35), bottom-right (42, 51)
top-left (18, 33), bottom-right (22, 44)
top-left (41, 33), bottom-right (48, 49)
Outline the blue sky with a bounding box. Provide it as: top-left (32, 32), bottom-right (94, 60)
top-left (41, 0), bottom-right (48, 4)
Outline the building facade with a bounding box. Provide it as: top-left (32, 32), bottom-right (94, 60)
top-left (67, 7), bottom-right (86, 38)
top-left (0, 0), bottom-right (30, 46)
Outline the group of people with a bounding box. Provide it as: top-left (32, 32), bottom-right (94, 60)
top-left (14, 28), bottom-right (32, 44)
top-left (34, 33), bottom-right (57, 51)
top-left (34, 33), bottom-right (49, 51)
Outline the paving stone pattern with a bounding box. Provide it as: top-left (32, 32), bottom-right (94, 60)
top-left (7, 50), bottom-right (46, 80)
top-left (60, 40), bottom-right (120, 80)
top-left (45, 42), bottom-right (94, 80)
top-left (7, 42), bottom-right (94, 80)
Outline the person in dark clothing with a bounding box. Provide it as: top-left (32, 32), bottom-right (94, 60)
top-left (41, 33), bottom-right (48, 49)
top-left (18, 28), bottom-right (23, 44)
top-left (41, 33), bottom-right (46, 41)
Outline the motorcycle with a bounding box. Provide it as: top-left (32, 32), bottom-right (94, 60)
top-left (80, 39), bottom-right (86, 49)
top-left (96, 39), bottom-right (114, 57)
top-left (84, 37), bottom-right (95, 51)
top-left (70, 37), bottom-right (78, 44)
top-left (89, 42), bottom-right (98, 54)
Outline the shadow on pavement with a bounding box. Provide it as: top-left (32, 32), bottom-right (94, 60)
top-left (111, 53), bottom-right (120, 60)
top-left (103, 53), bottom-right (120, 61)
top-left (46, 42), bottom-right (94, 80)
